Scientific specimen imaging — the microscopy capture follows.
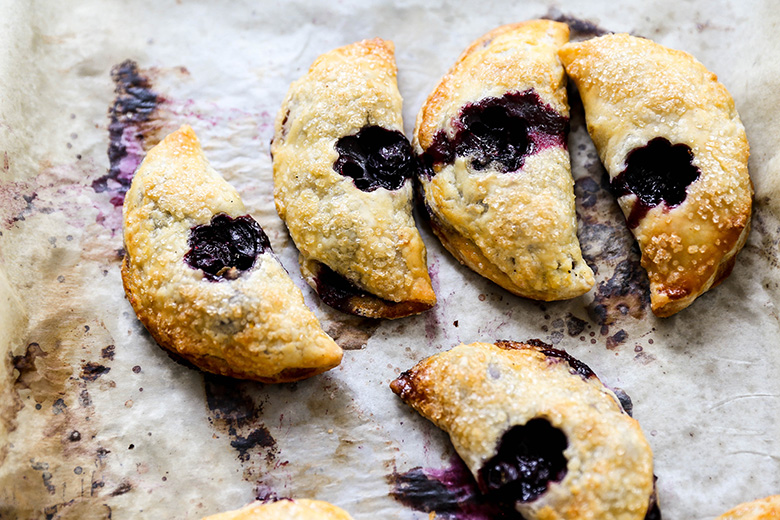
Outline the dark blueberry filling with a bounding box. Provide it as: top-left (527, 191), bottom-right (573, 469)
top-left (478, 418), bottom-right (568, 503)
top-left (313, 262), bottom-right (374, 308)
top-left (611, 137), bottom-right (700, 228)
top-left (645, 494), bottom-right (662, 520)
top-left (498, 340), bottom-right (595, 380)
top-left (537, 346), bottom-right (595, 380)
top-left (184, 214), bottom-right (270, 281)
top-left (421, 89), bottom-right (569, 177)
top-left (333, 126), bottom-right (416, 192)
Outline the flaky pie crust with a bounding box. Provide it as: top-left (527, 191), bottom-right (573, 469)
top-left (271, 38), bottom-right (435, 318)
top-left (559, 33), bottom-right (753, 317)
top-left (716, 495), bottom-right (780, 520)
top-left (391, 341), bottom-right (655, 520)
top-left (413, 20), bottom-right (595, 301)
top-left (122, 125), bottom-right (342, 383)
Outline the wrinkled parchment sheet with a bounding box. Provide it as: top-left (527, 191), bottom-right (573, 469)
top-left (1, 1), bottom-right (779, 518)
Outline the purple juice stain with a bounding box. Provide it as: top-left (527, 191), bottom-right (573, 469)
top-left (389, 456), bottom-right (525, 519)
top-left (611, 137), bottom-right (700, 228)
top-left (478, 419), bottom-right (568, 503)
top-left (184, 214), bottom-right (270, 282)
top-left (333, 126), bottom-right (416, 192)
top-left (421, 90), bottom-right (568, 177)
top-left (94, 60), bottom-right (160, 207)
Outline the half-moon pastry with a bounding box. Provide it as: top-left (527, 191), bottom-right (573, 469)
top-left (716, 495), bottom-right (780, 520)
top-left (391, 340), bottom-right (657, 519)
top-left (201, 499), bottom-right (355, 520)
top-left (271, 38), bottom-right (436, 319)
top-left (122, 125), bottom-right (342, 383)
top-left (414, 20), bottom-right (594, 301)
top-left (558, 33), bottom-right (752, 317)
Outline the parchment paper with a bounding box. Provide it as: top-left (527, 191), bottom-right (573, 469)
top-left (1, 1), bottom-right (779, 519)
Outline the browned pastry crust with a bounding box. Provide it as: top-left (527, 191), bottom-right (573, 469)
top-left (201, 499), bottom-right (355, 520)
top-left (413, 21), bottom-right (595, 301)
top-left (122, 125), bottom-right (342, 383)
top-left (559, 34), bottom-right (753, 317)
top-left (716, 495), bottom-right (780, 520)
top-left (271, 39), bottom-right (436, 319)
top-left (391, 340), bottom-right (655, 520)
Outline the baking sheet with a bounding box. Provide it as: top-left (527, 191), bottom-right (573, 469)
top-left (1, 0), bottom-right (779, 518)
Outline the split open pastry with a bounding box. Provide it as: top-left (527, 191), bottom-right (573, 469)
top-left (559, 33), bottom-right (752, 317)
top-left (201, 499), bottom-right (354, 520)
top-left (716, 495), bottom-right (780, 520)
top-left (391, 340), bottom-right (658, 520)
top-left (122, 125), bottom-right (342, 383)
top-left (271, 38), bottom-right (436, 319)
top-left (413, 20), bottom-right (594, 301)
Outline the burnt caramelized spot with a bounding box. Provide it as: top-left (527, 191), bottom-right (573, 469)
top-left (184, 214), bottom-right (270, 282)
top-left (537, 346), bottom-right (595, 380)
top-left (495, 340), bottom-right (595, 380)
top-left (390, 369), bottom-right (419, 403)
top-left (478, 419), bottom-right (568, 503)
top-left (611, 137), bottom-right (700, 229)
top-left (334, 126), bottom-right (416, 192)
top-left (421, 90), bottom-right (568, 177)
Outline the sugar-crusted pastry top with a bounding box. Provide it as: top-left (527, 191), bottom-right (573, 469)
top-left (716, 495), bottom-right (780, 520)
top-left (201, 499), bottom-right (354, 520)
top-left (271, 38), bottom-right (435, 318)
top-left (391, 341), bottom-right (655, 520)
top-left (414, 20), bottom-right (594, 301)
top-left (122, 125), bottom-right (342, 383)
top-left (559, 33), bottom-right (752, 317)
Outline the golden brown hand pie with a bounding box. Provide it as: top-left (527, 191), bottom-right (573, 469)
top-left (559, 33), bottom-right (752, 317)
top-left (122, 125), bottom-right (342, 383)
top-left (201, 499), bottom-right (354, 520)
top-left (716, 495), bottom-right (780, 520)
top-left (391, 340), bottom-right (657, 520)
top-left (271, 38), bottom-right (435, 319)
top-left (414, 20), bottom-right (594, 301)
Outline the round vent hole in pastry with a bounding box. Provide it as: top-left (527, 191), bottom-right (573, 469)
top-left (333, 125), bottom-right (416, 192)
top-left (184, 213), bottom-right (271, 281)
top-left (477, 418), bottom-right (568, 503)
top-left (612, 137), bottom-right (701, 228)
top-left (422, 89), bottom-right (568, 176)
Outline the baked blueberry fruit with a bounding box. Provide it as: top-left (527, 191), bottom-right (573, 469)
top-left (391, 340), bottom-right (658, 519)
top-left (122, 125), bottom-right (342, 383)
top-left (272, 39), bottom-right (435, 319)
top-left (414, 21), bottom-right (594, 301)
top-left (559, 33), bottom-right (752, 317)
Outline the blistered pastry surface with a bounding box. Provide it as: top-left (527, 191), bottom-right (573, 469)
top-left (559, 33), bottom-right (753, 316)
top-left (1, 4), bottom-right (779, 519)
top-left (202, 499), bottom-right (355, 520)
top-left (122, 125), bottom-right (342, 382)
top-left (414, 21), bottom-right (595, 301)
top-left (271, 39), bottom-right (435, 309)
top-left (715, 495), bottom-right (780, 520)
top-left (392, 341), bottom-right (654, 519)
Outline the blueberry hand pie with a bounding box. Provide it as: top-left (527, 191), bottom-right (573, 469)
top-left (414, 21), bottom-right (594, 301)
top-left (716, 496), bottom-right (780, 520)
top-left (201, 499), bottom-right (354, 520)
top-left (391, 340), bottom-right (658, 520)
top-left (271, 38), bottom-right (436, 319)
top-left (122, 125), bottom-right (342, 383)
top-left (559, 34), bottom-right (752, 317)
